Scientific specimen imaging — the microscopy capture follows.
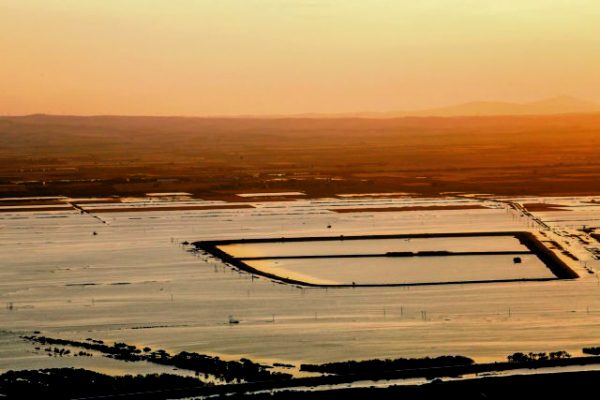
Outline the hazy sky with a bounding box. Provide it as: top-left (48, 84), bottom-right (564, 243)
top-left (2, 0), bottom-right (600, 115)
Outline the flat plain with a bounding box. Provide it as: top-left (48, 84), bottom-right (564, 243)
top-left (3, 194), bottom-right (600, 378)
top-left (3, 114), bottom-right (600, 200)
top-left (3, 115), bottom-right (600, 384)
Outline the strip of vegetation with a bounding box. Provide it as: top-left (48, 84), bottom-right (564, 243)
top-left (300, 355), bottom-right (474, 374)
top-left (583, 346), bottom-right (600, 355)
top-left (22, 335), bottom-right (292, 383)
top-left (507, 351), bottom-right (571, 362)
top-left (0, 368), bottom-right (204, 400)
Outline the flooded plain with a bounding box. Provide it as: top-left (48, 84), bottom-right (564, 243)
top-left (2, 195), bottom-right (600, 376)
top-left (218, 236), bottom-right (529, 258)
top-left (244, 254), bottom-right (553, 285)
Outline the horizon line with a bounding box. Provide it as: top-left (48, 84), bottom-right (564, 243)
top-left (3, 95), bottom-right (599, 120)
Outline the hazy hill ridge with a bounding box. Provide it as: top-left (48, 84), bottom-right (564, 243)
top-left (267, 96), bottom-right (600, 119)
top-left (5, 96), bottom-right (599, 120)
top-left (407, 95), bottom-right (600, 117)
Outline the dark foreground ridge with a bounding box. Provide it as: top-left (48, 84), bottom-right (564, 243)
top-left (228, 370), bottom-right (600, 400)
top-left (0, 368), bottom-right (203, 400)
top-left (7, 336), bottom-right (600, 400)
top-left (194, 231), bottom-right (578, 287)
top-left (4, 352), bottom-right (600, 400)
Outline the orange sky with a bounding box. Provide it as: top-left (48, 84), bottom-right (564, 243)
top-left (1, 1), bottom-right (600, 116)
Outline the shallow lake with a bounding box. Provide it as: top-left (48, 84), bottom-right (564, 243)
top-left (219, 236), bottom-right (528, 258)
top-left (245, 254), bottom-right (553, 285)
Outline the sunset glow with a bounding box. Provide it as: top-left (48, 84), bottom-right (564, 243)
top-left (2, 0), bottom-right (600, 115)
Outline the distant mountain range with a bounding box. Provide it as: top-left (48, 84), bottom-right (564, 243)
top-left (404, 95), bottom-right (600, 117)
top-left (12, 96), bottom-right (600, 120)
top-left (287, 96), bottom-right (600, 118)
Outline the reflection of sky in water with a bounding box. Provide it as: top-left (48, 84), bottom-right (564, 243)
top-left (246, 255), bottom-right (553, 285)
top-left (1, 196), bottom-right (595, 372)
top-left (219, 236), bottom-right (528, 258)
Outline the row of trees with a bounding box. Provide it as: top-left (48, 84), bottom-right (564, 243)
top-left (301, 355), bottom-right (474, 374)
top-left (507, 351), bottom-right (571, 363)
top-left (582, 347), bottom-right (600, 355)
top-left (23, 335), bottom-right (292, 383)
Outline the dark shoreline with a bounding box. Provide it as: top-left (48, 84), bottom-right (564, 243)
top-left (5, 357), bottom-right (600, 400)
top-left (9, 335), bottom-right (600, 399)
top-left (231, 370), bottom-right (600, 400)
